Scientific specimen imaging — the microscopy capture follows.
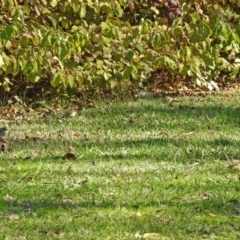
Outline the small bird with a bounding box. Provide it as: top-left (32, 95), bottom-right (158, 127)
top-left (0, 127), bottom-right (7, 138)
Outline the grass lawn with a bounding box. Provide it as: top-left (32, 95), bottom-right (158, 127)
top-left (0, 93), bottom-right (240, 239)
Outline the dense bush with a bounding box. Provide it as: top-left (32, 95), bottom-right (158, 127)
top-left (0, 0), bottom-right (240, 96)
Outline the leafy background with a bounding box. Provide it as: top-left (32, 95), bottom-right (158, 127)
top-left (0, 0), bottom-right (240, 98)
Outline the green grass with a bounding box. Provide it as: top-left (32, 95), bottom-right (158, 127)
top-left (0, 94), bottom-right (240, 239)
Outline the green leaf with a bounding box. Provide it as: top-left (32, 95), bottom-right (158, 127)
top-left (101, 22), bottom-right (110, 31)
top-left (202, 56), bottom-right (215, 70)
top-left (27, 73), bottom-right (40, 83)
top-left (68, 75), bottom-right (75, 88)
top-left (96, 60), bottom-right (104, 68)
top-left (122, 65), bottom-right (133, 79)
top-left (59, 43), bottom-right (69, 61)
top-left (179, 63), bottom-right (188, 76)
top-left (110, 80), bottom-right (118, 89)
top-left (230, 66), bottom-right (239, 77)
top-left (0, 55), bottom-right (5, 68)
top-left (186, 47), bottom-right (191, 58)
top-left (164, 56), bottom-right (176, 69)
top-left (234, 58), bottom-right (240, 66)
top-left (80, 4), bottom-right (86, 18)
top-left (72, 3), bottom-right (80, 13)
top-left (114, 70), bottom-right (123, 80)
top-left (51, 74), bottom-right (64, 87)
top-left (125, 50), bottom-right (134, 61)
top-left (212, 24), bottom-right (221, 38)
top-left (48, 15), bottom-right (58, 28)
top-left (152, 34), bottom-right (162, 48)
top-left (1, 25), bottom-right (14, 43)
top-left (190, 32), bottom-right (199, 43)
top-left (50, 0), bottom-right (58, 7)
top-left (20, 36), bottom-right (29, 47)
top-left (104, 72), bottom-right (111, 80)
top-left (102, 36), bottom-right (111, 46)
top-left (136, 44), bottom-right (144, 54)
top-left (114, 2), bottom-right (123, 17)
top-left (120, 80), bottom-right (129, 90)
top-left (131, 71), bottom-right (139, 80)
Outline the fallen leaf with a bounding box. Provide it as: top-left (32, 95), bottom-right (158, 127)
top-left (228, 161), bottom-right (240, 170)
top-left (3, 194), bottom-right (15, 201)
top-left (54, 103), bottom-right (61, 110)
top-left (73, 132), bottom-right (80, 137)
top-left (154, 89), bottom-right (161, 95)
top-left (222, 94), bottom-right (231, 99)
top-left (132, 212), bottom-right (142, 218)
top-left (26, 107), bottom-right (35, 113)
top-left (9, 214), bottom-right (20, 220)
top-left (179, 131), bottom-right (194, 137)
top-left (68, 146), bottom-right (75, 153)
top-left (209, 213), bottom-right (216, 217)
top-left (143, 233), bottom-right (160, 239)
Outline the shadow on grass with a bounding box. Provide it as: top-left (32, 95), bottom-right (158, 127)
top-left (91, 103), bottom-right (240, 130)
top-left (1, 196), bottom-right (240, 218)
top-left (6, 134), bottom-right (239, 163)
top-left (64, 136), bottom-right (239, 161)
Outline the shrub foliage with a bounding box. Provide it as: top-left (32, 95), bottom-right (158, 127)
top-left (0, 0), bottom-right (240, 96)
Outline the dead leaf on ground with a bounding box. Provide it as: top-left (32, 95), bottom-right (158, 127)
top-left (9, 214), bottom-right (20, 220)
top-left (179, 131), bottom-right (194, 137)
top-left (143, 233), bottom-right (161, 239)
top-left (150, 70), bottom-right (232, 97)
top-left (54, 103), bottom-right (61, 110)
top-left (209, 212), bottom-right (216, 217)
top-left (73, 132), bottom-right (81, 137)
top-left (132, 212), bottom-right (142, 219)
top-left (228, 161), bottom-right (240, 170)
top-left (3, 194), bottom-right (15, 201)
top-left (222, 94), bottom-right (231, 99)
